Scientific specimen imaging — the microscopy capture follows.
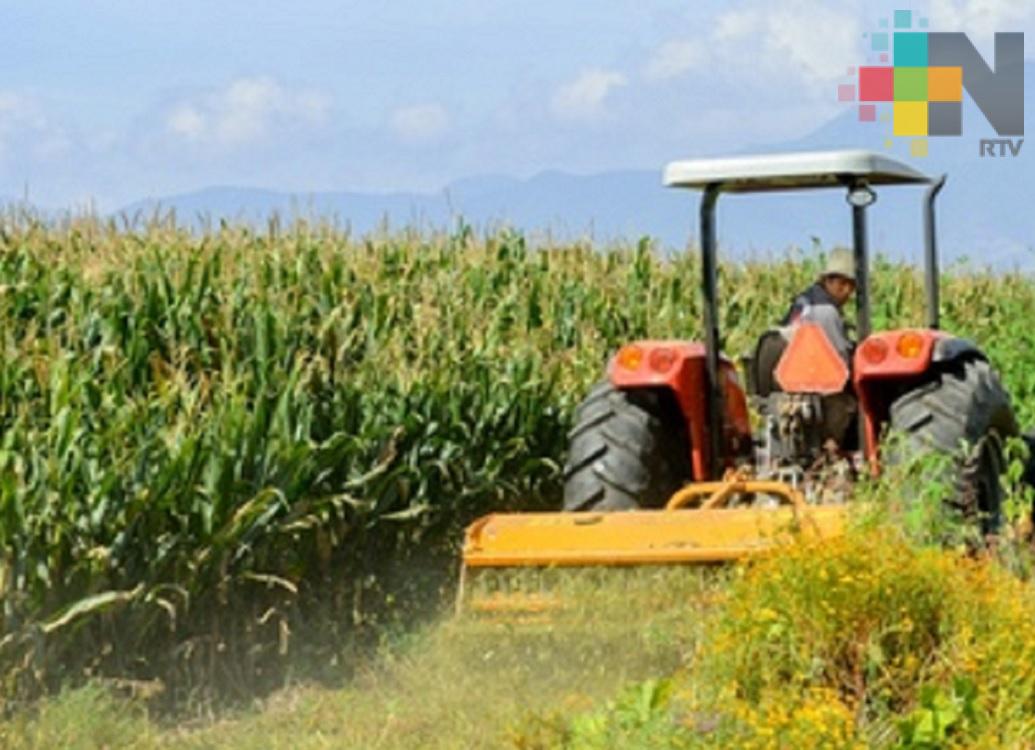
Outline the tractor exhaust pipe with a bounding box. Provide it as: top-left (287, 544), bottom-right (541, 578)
top-left (700, 184), bottom-right (724, 480)
top-left (924, 175), bottom-right (947, 330)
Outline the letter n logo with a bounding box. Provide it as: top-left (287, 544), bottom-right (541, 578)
top-left (928, 32), bottom-right (1024, 136)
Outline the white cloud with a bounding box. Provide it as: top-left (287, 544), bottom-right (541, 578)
top-left (765, 4), bottom-right (861, 81)
top-left (714, 8), bottom-right (760, 42)
top-left (928, 0), bottom-right (1035, 40)
top-left (647, 1), bottom-right (862, 89)
top-left (0, 93), bottom-right (46, 131)
top-left (389, 103), bottom-right (450, 145)
top-left (643, 40), bottom-right (706, 81)
top-left (167, 105), bottom-right (205, 139)
top-left (725, 2), bottom-right (861, 84)
top-left (162, 77), bottom-right (330, 148)
top-left (551, 69), bottom-right (628, 121)
top-left (0, 92), bottom-right (72, 161)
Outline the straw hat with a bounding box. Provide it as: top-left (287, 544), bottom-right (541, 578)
top-left (821, 247), bottom-right (856, 282)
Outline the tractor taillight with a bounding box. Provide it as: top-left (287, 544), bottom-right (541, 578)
top-left (860, 338), bottom-right (889, 365)
top-left (616, 345), bottom-right (644, 371)
top-left (648, 347), bottom-right (677, 373)
top-left (896, 332), bottom-right (924, 359)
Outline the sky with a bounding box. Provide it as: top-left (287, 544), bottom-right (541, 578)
top-left (1, 0), bottom-right (1033, 209)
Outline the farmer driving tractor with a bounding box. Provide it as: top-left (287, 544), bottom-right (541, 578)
top-left (753, 248), bottom-right (860, 449)
top-left (780, 248), bottom-right (858, 447)
top-left (782, 248), bottom-right (857, 365)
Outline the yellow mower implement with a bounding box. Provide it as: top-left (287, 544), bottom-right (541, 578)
top-left (457, 476), bottom-right (848, 614)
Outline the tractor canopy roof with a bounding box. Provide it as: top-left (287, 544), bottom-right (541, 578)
top-left (663, 149), bottom-right (931, 193)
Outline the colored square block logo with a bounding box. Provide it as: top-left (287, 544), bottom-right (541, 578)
top-left (928, 67), bottom-right (962, 101)
top-left (840, 14), bottom-right (977, 152)
top-left (894, 101), bottom-right (928, 135)
top-left (894, 33), bottom-right (928, 66)
top-left (859, 67), bottom-right (893, 101)
top-left (928, 101), bottom-right (962, 136)
top-left (894, 68), bottom-right (927, 101)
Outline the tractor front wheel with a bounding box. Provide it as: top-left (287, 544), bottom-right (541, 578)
top-left (889, 357), bottom-right (1018, 534)
top-left (562, 382), bottom-right (691, 511)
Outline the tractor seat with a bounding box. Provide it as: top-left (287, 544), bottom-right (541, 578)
top-left (750, 326), bottom-right (861, 451)
top-left (751, 329), bottom-right (788, 398)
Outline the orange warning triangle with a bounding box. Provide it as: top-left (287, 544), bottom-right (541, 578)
top-left (774, 323), bottom-right (850, 395)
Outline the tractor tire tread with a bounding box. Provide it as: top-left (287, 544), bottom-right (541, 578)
top-left (889, 357), bottom-right (1017, 528)
top-left (563, 381), bottom-right (691, 512)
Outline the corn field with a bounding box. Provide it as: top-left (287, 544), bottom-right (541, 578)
top-left (0, 217), bottom-right (1033, 706)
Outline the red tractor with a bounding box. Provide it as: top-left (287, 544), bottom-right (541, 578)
top-left (460, 150), bottom-right (1022, 583)
top-left (562, 150), bottom-right (1017, 531)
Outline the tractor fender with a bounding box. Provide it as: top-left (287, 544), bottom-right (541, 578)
top-left (854, 330), bottom-right (984, 381)
top-left (931, 336), bottom-right (985, 364)
top-left (607, 341), bottom-right (752, 480)
top-left (854, 332), bottom-right (999, 466)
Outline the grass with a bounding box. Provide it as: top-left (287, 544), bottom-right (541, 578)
top-left (1, 567), bottom-right (725, 749)
top-left (9, 515), bottom-right (1035, 749)
top-left (4, 453), bottom-right (1035, 749)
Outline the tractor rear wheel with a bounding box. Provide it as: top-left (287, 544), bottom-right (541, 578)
top-left (562, 382), bottom-right (691, 511)
top-left (888, 357), bottom-right (1018, 533)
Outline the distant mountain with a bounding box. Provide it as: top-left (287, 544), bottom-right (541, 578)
top-left (119, 63), bottom-right (1034, 267)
